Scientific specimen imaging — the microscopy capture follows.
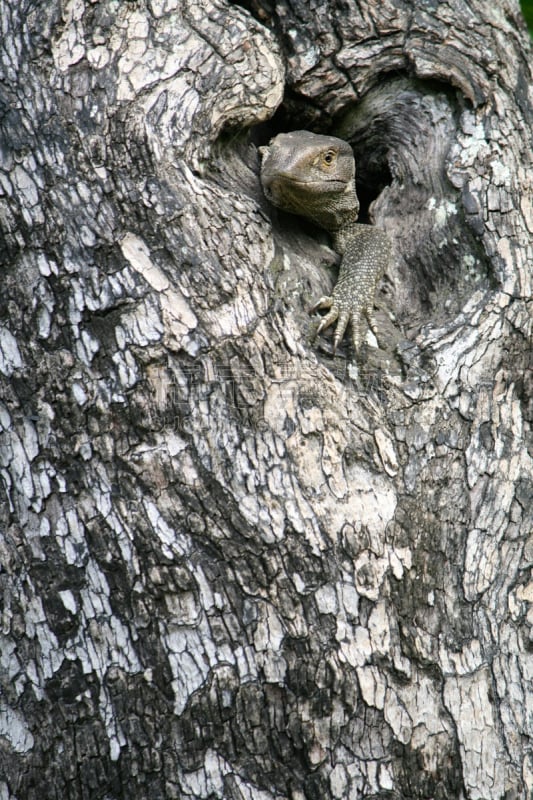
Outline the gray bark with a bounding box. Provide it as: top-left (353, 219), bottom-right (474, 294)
top-left (0, 0), bottom-right (532, 798)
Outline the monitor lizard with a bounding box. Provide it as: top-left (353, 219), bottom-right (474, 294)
top-left (259, 130), bottom-right (390, 355)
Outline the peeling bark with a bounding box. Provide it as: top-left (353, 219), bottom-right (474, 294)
top-left (1, 0), bottom-right (532, 798)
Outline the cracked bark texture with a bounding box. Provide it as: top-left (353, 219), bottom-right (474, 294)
top-left (1, 0), bottom-right (532, 798)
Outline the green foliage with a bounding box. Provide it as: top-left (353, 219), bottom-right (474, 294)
top-left (521, 0), bottom-right (533, 32)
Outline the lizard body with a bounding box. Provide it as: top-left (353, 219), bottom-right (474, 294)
top-left (259, 130), bottom-right (390, 354)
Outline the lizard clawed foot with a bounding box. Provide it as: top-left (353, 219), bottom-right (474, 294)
top-left (310, 295), bottom-right (352, 354)
top-left (310, 296), bottom-right (379, 355)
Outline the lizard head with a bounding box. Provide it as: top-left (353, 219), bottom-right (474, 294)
top-left (259, 130), bottom-right (359, 230)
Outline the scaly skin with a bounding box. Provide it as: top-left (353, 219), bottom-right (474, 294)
top-left (260, 130), bottom-right (390, 354)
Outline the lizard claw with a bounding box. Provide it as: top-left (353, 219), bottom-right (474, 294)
top-left (350, 311), bottom-right (363, 352)
top-left (315, 307), bottom-right (339, 338)
top-left (309, 295), bottom-right (333, 313)
top-left (366, 310), bottom-right (381, 346)
top-left (331, 311), bottom-right (350, 353)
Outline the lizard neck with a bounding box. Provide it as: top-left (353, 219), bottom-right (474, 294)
top-left (301, 198), bottom-right (359, 237)
top-left (332, 218), bottom-right (363, 254)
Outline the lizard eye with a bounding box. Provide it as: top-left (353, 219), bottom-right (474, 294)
top-left (322, 150), bottom-right (336, 166)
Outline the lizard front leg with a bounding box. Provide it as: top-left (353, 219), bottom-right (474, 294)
top-left (311, 226), bottom-right (390, 354)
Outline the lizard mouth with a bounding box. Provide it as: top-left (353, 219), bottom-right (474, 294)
top-left (262, 174), bottom-right (348, 195)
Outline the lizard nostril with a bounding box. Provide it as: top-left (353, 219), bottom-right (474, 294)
top-left (260, 175), bottom-right (282, 203)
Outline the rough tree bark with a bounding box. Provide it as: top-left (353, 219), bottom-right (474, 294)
top-left (1, 0), bottom-right (532, 798)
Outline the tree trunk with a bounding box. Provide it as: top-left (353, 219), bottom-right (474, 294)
top-left (1, 0), bottom-right (532, 798)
